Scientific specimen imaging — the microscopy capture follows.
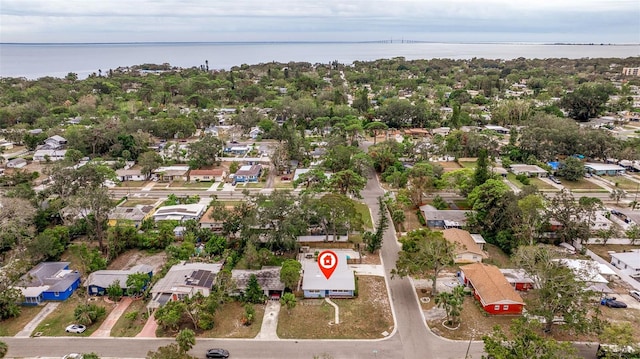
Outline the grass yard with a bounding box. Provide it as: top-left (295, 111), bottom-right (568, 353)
top-left (277, 276), bottom-right (393, 339)
top-left (117, 181), bottom-right (149, 188)
top-left (120, 198), bottom-right (159, 207)
top-left (33, 293), bottom-right (115, 337)
top-left (458, 161), bottom-right (477, 169)
top-left (529, 178), bottom-right (559, 191)
top-left (244, 182), bottom-right (265, 189)
top-left (506, 173), bottom-right (525, 189)
top-left (426, 295), bottom-right (517, 340)
top-left (110, 299), bottom-right (148, 337)
top-left (200, 301), bottom-right (265, 338)
top-left (560, 179), bottom-right (607, 191)
top-left (601, 176), bottom-right (640, 191)
top-left (588, 244), bottom-right (640, 263)
top-left (353, 202), bottom-right (374, 230)
top-left (168, 181), bottom-right (213, 188)
top-left (0, 305), bottom-right (44, 336)
top-left (483, 243), bottom-right (513, 268)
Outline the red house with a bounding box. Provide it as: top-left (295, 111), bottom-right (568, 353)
top-left (460, 263), bottom-right (525, 315)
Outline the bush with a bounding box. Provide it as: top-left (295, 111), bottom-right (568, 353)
top-left (416, 210), bottom-right (426, 226)
top-left (515, 174), bottom-right (530, 185)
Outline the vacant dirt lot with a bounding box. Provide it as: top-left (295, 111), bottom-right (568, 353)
top-left (108, 249), bottom-right (167, 275)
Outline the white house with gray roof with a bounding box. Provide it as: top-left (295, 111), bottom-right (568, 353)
top-left (610, 250), bottom-right (640, 277)
top-left (152, 203), bottom-right (206, 222)
top-left (302, 254), bottom-right (355, 298)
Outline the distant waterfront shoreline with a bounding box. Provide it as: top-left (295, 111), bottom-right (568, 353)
top-left (1, 42), bottom-right (638, 79)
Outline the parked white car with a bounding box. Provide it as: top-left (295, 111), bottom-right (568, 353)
top-left (630, 290), bottom-right (640, 302)
top-left (62, 354), bottom-right (83, 359)
top-left (65, 324), bottom-right (86, 334)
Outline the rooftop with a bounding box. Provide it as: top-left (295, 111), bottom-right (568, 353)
top-left (302, 254), bottom-right (355, 291)
top-left (610, 250), bottom-right (640, 269)
top-left (85, 264), bottom-right (153, 289)
top-left (441, 228), bottom-right (487, 258)
top-left (461, 263), bottom-right (524, 306)
top-left (231, 267), bottom-right (285, 291)
top-left (150, 262), bottom-right (222, 295)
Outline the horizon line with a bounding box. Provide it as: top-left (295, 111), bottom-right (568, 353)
top-left (1, 40), bottom-right (639, 46)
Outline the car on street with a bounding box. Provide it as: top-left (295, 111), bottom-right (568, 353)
top-left (600, 297), bottom-right (627, 308)
top-left (62, 354), bottom-right (83, 359)
top-left (65, 324), bottom-right (87, 334)
top-left (206, 348), bottom-right (230, 358)
top-left (630, 290), bottom-right (640, 302)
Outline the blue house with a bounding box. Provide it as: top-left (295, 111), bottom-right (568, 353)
top-left (15, 262), bottom-right (81, 305)
top-left (85, 264), bottom-right (153, 296)
top-left (233, 164), bottom-right (262, 183)
top-left (302, 255), bottom-right (355, 298)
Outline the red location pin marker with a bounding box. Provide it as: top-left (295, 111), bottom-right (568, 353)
top-left (318, 250), bottom-right (338, 279)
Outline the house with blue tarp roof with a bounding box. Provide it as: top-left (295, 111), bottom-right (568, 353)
top-left (14, 262), bottom-right (81, 305)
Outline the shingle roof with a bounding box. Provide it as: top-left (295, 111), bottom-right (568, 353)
top-left (231, 267), bottom-right (285, 292)
top-left (461, 263), bottom-right (524, 306)
top-left (442, 229), bottom-right (487, 258)
top-left (85, 264), bottom-right (153, 289)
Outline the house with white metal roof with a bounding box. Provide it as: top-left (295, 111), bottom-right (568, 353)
top-left (584, 163), bottom-right (626, 176)
top-left (152, 203), bottom-right (206, 222)
top-left (610, 250), bottom-right (640, 277)
top-left (302, 254), bottom-right (355, 298)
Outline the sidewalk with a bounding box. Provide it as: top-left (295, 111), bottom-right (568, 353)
top-left (91, 297), bottom-right (133, 337)
top-left (14, 302), bottom-right (59, 338)
top-left (254, 300), bottom-right (281, 340)
top-left (136, 314), bottom-right (158, 338)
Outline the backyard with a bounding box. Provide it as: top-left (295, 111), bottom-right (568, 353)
top-left (277, 276), bottom-right (393, 339)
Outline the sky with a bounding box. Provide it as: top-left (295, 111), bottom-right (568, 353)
top-left (1, 0), bottom-right (639, 43)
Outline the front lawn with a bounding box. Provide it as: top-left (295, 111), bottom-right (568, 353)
top-left (110, 299), bottom-right (148, 337)
top-left (560, 179), bottom-right (607, 191)
top-left (589, 244), bottom-right (640, 263)
top-left (33, 293), bottom-right (115, 337)
top-left (200, 301), bottom-right (265, 338)
top-left (529, 178), bottom-right (558, 191)
top-left (601, 176), bottom-right (640, 191)
top-left (168, 181), bottom-right (213, 188)
top-left (277, 276), bottom-right (393, 339)
top-left (0, 305), bottom-right (43, 336)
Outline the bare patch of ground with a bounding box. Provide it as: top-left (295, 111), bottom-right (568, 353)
top-left (108, 249), bottom-right (167, 275)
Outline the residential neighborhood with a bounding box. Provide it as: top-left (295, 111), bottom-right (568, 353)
top-left (1, 55), bottom-right (640, 359)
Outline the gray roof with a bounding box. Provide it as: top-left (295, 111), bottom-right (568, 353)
top-left (235, 164), bottom-right (262, 177)
top-left (231, 267), bottom-right (285, 292)
top-left (610, 250), bottom-right (640, 269)
top-left (109, 205), bottom-right (156, 222)
top-left (419, 205), bottom-right (470, 223)
top-left (16, 262), bottom-right (80, 295)
top-left (85, 264), bottom-right (153, 289)
top-left (150, 262), bottom-right (222, 294)
top-left (302, 255), bottom-right (355, 291)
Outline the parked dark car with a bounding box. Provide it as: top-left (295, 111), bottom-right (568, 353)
top-left (206, 348), bottom-right (230, 358)
top-left (600, 297), bottom-right (627, 308)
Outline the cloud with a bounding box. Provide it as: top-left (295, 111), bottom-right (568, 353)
top-left (1, 0), bottom-right (638, 43)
